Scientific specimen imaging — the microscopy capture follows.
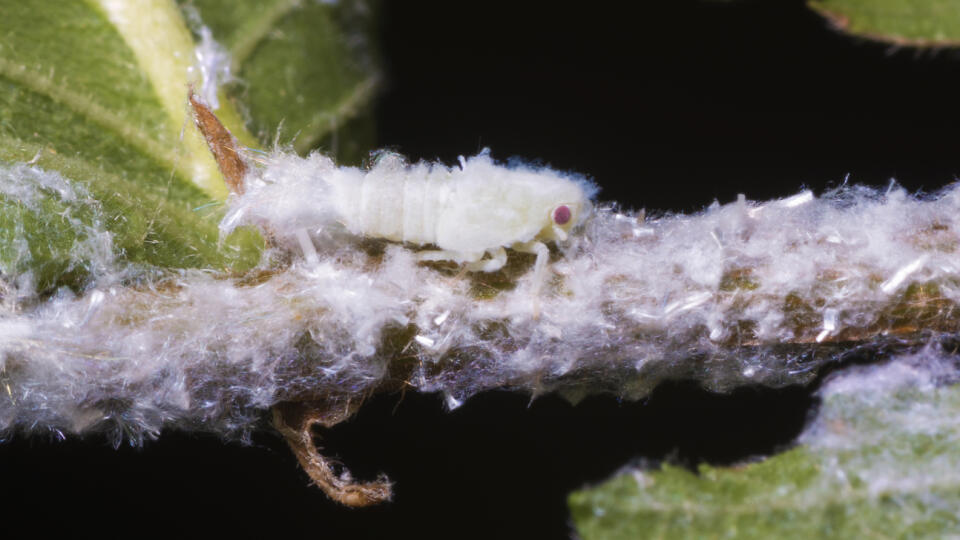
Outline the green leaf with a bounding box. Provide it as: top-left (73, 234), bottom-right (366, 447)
top-left (808, 0), bottom-right (960, 46)
top-left (180, 0), bottom-right (380, 159)
top-left (0, 0), bottom-right (377, 294)
top-left (570, 355), bottom-right (960, 538)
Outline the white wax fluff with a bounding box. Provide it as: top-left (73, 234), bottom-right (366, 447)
top-left (1, 154), bottom-right (959, 444)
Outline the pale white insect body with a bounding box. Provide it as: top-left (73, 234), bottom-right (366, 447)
top-left (221, 149), bottom-right (594, 290)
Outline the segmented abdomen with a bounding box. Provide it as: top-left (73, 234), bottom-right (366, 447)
top-left (331, 163), bottom-right (451, 246)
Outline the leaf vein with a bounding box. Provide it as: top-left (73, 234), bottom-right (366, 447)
top-left (293, 73), bottom-right (380, 154)
top-left (0, 56), bottom-right (190, 184)
top-left (227, 0), bottom-right (303, 67)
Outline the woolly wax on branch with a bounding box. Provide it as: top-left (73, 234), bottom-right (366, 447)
top-left (5, 128), bottom-right (958, 504)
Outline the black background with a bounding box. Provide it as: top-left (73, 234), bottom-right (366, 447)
top-left (2, 1), bottom-right (959, 538)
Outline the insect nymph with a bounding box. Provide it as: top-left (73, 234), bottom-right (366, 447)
top-left (326, 150), bottom-right (591, 286)
top-left (191, 95), bottom-right (593, 295)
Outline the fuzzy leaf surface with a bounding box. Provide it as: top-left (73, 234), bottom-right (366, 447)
top-left (570, 353), bottom-right (960, 539)
top-left (0, 0), bottom-right (377, 294)
top-left (809, 0), bottom-right (960, 45)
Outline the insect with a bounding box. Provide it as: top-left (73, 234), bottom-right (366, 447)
top-left (190, 94), bottom-right (594, 297)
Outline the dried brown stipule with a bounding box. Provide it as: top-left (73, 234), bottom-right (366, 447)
top-left (189, 92), bottom-right (247, 195)
top-left (272, 401), bottom-right (392, 507)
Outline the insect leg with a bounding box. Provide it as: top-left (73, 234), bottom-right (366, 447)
top-left (294, 228), bottom-right (320, 265)
top-left (514, 241), bottom-right (550, 318)
top-left (514, 241), bottom-right (549, 290)
top-left (466, 247), bottom-right (507, 272)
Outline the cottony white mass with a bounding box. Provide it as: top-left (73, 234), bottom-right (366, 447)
top-left (1, 155), bottom-right (959, 444)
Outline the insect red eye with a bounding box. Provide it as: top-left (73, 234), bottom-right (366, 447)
top-left (553, 205), bottom-right (571, 225)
